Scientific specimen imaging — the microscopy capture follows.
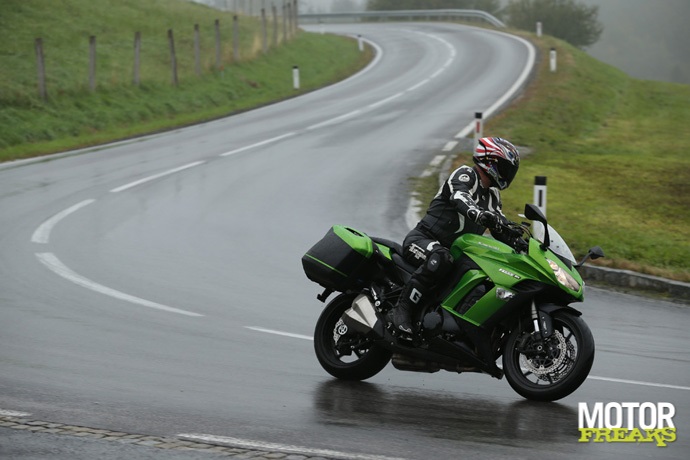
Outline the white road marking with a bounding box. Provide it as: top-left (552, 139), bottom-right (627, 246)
top-left (35, 252), bottom-right (203, 317)
top-left (110, 161), bottom-right (205, 193)
top-left (245, 326), bottom-right (312, 341)
top-left (588, 375), bottom-right (690, 391)
top-left (443, 140), bottom-right (459, 152)
top-left (31, 199), bottom-right (96, 244)
top-left (245, 327), bottom-right (690, 392)
top-left (367, 92), bottom-right (403, 109)
top-left (220, 132), bottom-right (296, 157)
top-left (0, 409), bottom-right (31, 417)
top-left (430, 154), bottom-right (447, 166)
top-left (406, 78), bottom-right (430, 92)
top-left (178, 434), bottom-right (408, 460)
top-left (307, 110), bottom-right (362, 131)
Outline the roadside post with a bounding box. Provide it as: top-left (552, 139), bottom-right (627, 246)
top-left (534, 176), bottom-right (547, 216)
top-left (293, 65), bottom-right (300, 89)
top-left (474, 112), bottom-right (483, 151)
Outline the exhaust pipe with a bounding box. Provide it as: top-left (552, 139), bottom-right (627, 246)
top-left (342, 294), bottom-right (382, 337)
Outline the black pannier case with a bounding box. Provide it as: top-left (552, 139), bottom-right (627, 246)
top-left (302, 226), bottom-right (375, 291)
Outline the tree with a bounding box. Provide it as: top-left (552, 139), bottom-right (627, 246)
top-left (504, 0), bottom-right (602, 49)
top-left (367, 0), bottom-right (502, 17)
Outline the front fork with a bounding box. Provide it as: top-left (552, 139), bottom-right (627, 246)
top-left (531, 301), bottom-right (554, 339)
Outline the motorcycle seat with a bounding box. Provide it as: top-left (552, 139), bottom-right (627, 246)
top-left (371, 236), bottom-right (404, 255)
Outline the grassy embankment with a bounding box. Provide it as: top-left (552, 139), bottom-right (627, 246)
top-left (442, 33), bottom-right (690, 282)
top-left (0, 0), bottom-right (372, 161)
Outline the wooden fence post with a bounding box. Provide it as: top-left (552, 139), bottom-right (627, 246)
top-left (89, 35), bottom-right (96, 91)
top-left (133, 31), bottom-right (141, 86)
top-left (35, 37), bottom-right (47, 101)
top-left (293, 0), bottom-right (298, 35)
top-left (272, 5), bottom-right (278, 47)
top-left (194, 24), bottom-right (201, 76)
top-left (261, 8), bottom-right (267, 54)
top-left (287, 3), bottom-right (292, 39)
top-left (168, 29), bottom-right (178, 86)
top-left (282, 5), bottom-right (287, 43)
top-left (233, 15), bottom-right (239, 62)
top-left (214, 19), bottom-right (221, 70)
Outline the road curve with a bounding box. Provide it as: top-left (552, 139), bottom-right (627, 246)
top-left (1, 22), bottom-right (688, 460)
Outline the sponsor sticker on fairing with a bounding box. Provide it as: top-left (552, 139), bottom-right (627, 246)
top-left (578, 402), bottom-right (676, 447)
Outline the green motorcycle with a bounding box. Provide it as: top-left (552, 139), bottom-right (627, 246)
top-left (302, 204), bottom-right (604, 401)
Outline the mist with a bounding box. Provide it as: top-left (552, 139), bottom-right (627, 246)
top-left (580, 0), bottom-right (690, 85)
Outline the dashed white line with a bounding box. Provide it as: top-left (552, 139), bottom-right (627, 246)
top-left (110, 161), bottom-right (205, 193)
top-left (307, 110), bottom-right (362, 131)
top-left (245, 326), bottom-right (312, 341)
top-left (31, 199), bottom-right (96, 244)
top-left (36, 252), bottom-right (203, 317)
top-left (178, 434), bottom-right (408, 460)
top-left (220, 132), bottom-right (296, 157)
top-left (442, 141), bottom-right (457, 152)
top-left (367, 92), bottom-right (404, 109)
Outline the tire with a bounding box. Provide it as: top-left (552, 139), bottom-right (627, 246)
top-left (503, 311), bottom-right (595, 402)
top-left (314, 293), bottom-right (392, 381)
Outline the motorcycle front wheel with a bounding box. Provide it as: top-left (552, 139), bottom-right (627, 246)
top-left (314, 293), bottom-right (391, 381)
top-left (503, 311), bottom-right (595, 402)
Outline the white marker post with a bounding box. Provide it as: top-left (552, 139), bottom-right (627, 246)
top-left (550, 48), bottom-right (557, 73)
top-left (536, 22), bottom-right (542, 38)
top-left (474, 112), bottom-right (483, 151)
top-left (293, 65), bottom-right (300, 89)
top-left (534, 176), bottom-right (547, 216)
top-left (358, 34), bottom-right (364, 52)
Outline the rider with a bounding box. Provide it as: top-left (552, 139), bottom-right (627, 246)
top-left (390, 136), bottom-right (523, 337)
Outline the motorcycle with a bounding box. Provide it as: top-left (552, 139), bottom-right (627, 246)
top-left (301, 204), bottom-right (604, 401)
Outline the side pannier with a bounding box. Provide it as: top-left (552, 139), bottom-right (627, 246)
top-left (301, 226), bottom-right (375, 291)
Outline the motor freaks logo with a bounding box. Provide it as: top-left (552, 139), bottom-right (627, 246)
top-left (578, 402), bottom-right (676, 447)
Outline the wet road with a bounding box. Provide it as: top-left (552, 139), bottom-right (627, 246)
top-left (1, 23), bottom-right (688, 459)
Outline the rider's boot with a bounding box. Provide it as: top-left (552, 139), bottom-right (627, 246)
top-left (390, 281), bottom-right (424, 338)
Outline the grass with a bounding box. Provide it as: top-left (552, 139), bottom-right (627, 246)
top-left (0, 0), bottom-right (372, 160)
top-left (445, 33), bottom-right (690, 282)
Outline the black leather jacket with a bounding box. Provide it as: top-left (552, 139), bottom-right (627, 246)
top-left (416, 165), bottom-right (508, 247)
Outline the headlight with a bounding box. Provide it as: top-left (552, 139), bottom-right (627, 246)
top-left (547, 259), bottom-right (581, 291)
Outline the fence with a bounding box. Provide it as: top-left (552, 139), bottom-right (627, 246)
top-left (298, 9), bottom-right (506, 28)
top-left (32, 7), bottom-right (298, 101)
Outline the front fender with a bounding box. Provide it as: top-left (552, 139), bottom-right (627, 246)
top-left (538, 303), bottom-right (582, 317)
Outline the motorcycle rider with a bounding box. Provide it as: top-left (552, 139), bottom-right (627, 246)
top-left (390, 137), bottom-right (523, 337)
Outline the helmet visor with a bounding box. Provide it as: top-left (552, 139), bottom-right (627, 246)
top-left (496, 158), bottom-right (518, 189)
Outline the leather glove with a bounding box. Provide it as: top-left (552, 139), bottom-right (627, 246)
top-left (472, 210), bottom-right (500, 229)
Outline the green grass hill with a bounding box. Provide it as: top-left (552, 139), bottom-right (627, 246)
top-left (452, 32), bottom-right (690, 282)
top-left (0, 0), bottom-right (371, 160)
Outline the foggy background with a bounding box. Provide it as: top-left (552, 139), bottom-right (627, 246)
top-left (194, 1), bottom-right (688, 85)
top-left (299, 0), bottom-right (689, 85)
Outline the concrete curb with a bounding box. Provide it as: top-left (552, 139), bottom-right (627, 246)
top-left (579, 264), bottom-right (690, 303)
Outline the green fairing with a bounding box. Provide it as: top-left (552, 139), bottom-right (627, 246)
top-left (444, 234), bottom-right (584, 326)
top-left (376, 243), bottom-right (393, 260)
top-left (333, 226), bottom-right (374, 257)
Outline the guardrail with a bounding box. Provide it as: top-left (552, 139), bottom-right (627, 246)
top-left (298, 9), bottom-right (506, 28)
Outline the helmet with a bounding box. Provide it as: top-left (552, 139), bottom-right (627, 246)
top-left (473, 137), bottom-right (520, 190)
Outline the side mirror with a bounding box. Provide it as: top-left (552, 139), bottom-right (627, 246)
top-left (576, 246), bottom-right (605, 268)
top-left (589, 246), bottom-right (605, 260)
top-left (524, 204), bottom-right (549, 250)
top-left (524, 204), bottom-right (546, 223)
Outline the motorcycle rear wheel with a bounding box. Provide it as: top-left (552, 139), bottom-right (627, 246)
top-left (314, 293), bottom-right (392, 381)
top-left (503, 311), bottom-right (595, 401)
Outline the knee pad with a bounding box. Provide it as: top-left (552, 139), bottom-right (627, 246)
top-left (424, 248), bottom-right (453, 276)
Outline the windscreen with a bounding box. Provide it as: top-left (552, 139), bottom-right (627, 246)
top-left (531, 221), bottom-right (576, 263)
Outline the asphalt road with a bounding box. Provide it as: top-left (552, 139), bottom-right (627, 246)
top-left (1, 23), bottom-right (688, 459)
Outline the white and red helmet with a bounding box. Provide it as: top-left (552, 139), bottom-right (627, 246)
top-left (473, 137), bottom-right (521, 190)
